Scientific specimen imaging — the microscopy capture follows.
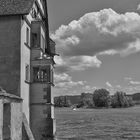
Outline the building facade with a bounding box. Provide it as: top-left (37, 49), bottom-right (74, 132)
top-left (0, 0), bottom-right (56, 139)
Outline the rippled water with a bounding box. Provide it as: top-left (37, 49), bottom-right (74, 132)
top-left (55, 106), bottom-right (140, 140)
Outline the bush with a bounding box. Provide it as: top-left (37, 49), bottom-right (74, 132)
top-left (93, 89), bottom-right (111, 107)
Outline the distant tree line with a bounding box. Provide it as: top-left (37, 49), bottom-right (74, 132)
top-left (54, 88), bottom-right (134, 108)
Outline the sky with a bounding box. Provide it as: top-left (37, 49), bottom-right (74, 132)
top-left (47, 0), bottom-right (140, 96)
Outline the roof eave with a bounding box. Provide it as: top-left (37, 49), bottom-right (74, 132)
top-left (0, 13), bottom-right (29, 16)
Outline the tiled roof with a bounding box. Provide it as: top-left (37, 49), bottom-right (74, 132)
top-left (0, 0), bottom-right (34, 16)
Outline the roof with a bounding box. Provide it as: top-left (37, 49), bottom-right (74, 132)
top-left (0, 0), bottom-right (34, 16)
top-left (50, 38), bottom-right (56, 45)
top-left (0, 87), bottom-right (22, 100)
top-left (0, 92), bottom-right (22, 100)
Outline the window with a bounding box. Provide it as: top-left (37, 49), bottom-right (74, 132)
top-left (50, 69), bottom-right (54, 84)
top-left (32, 33), bottom-right (38, 48)
top-left (41, 35), bottom-right (45, 51)
top-left (33, 67), bottom-right (54, 84)
top-left (26, 27), bottom-right (30, 46)
top-left (33, 67), bottom-right (48, 82)
top-left (25, 64), bottom-right (30, 82)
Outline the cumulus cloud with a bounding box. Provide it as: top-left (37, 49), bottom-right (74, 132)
top-left (54, 73), bottom-right (71, 83)
top-left (120, 39), bottom-right (140, 56)
top-left (116, 85), bottom-right (121, 88)
top-left (137, 4), bottom-right (140, 10)
top-left (124, 77), bottom-right (132, 81)
top-left (52, 8), bottom-right (140, 72)
top-left (54, 73), bottom-right (86, 88)
top-left (106, 81), bottom-right (113, 88)
top-left (54, 55), bottom-right (101, 72)
top-left (124, 77), bottom-right (140, 85)
top-left (129, 81), bottom-right (140, 85)
top-left (122, 85), bottom-right (140, 94)
top-left (82, 85), bottom-right (97, 92)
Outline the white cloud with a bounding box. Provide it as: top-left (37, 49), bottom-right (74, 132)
top-left (54, 73), bottom-right (86, 89)
top-left (99, 50), bottom-right (118, 56)
top-left (120, 39), bottom-right (140, 56)
top-left (52, 8), bottom-right (140, 56)
top-left (137, 4), bottom-right (140, 10)
top-left (129, 81), bottom-right (140, 85)
top-left (54, 73), bottom-right (71, 83)
top-left (124, 77), bottom-right (132, 81)
top-left (124, 77), bottom-right (140, 85)
top-left (106, 81), bottom-right (113, 88)
top-left (116, 85), bottom-right (121, 88)
top-left (67, 55), bottom-right (101, 71)
top-left (83, 85), bottom-right (97, 92)
top-left (52, 8), bottom-right (140, 73)
top-left (123, 85), bottom-right (140, 94)
top-left (55, 55), bottom-right (101, 72)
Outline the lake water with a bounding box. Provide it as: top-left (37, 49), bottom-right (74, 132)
top-left (55, 106), bottom-right (140, 140)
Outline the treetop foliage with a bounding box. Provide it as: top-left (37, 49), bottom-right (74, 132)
top-left (54, 89), bottom-right (134, 108)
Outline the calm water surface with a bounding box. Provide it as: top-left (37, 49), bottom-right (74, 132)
top-left (55, 106), bottom-right (140, 140)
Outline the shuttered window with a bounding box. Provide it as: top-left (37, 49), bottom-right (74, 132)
top-left (25, 64), bottom-right (30, 82)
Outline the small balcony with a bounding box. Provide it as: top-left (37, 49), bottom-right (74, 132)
top-left (31, 57), bottom-right (54, 66)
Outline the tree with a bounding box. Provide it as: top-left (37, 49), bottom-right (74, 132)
top-left (64, 96), bottom-right (72, 107)
top-left (93, 89), bottom-right (111, 107)
top-left (111, 91), bottom-right (134, 108)
top-left (126, 96), bottom-right (134, 107)
top-left (77, 93), bottom-right (94, 108)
